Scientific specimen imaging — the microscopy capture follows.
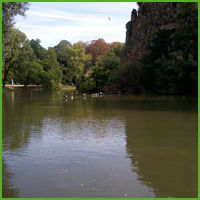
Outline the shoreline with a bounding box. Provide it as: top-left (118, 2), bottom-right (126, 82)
top-left (3, 85), bottom-right (197, 96)
top-left (4, 84), bottom-right (42, 88)
top-left (3, 84), bottom-right (76, 90)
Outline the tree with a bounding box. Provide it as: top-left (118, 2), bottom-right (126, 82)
top-left (29, 39), bottom-right (47, 60)
top-left (109, 43), bottom-right (126, 60)
top-left (63, 43), bottom-right (91, 84)
top-left (142, 24), bottom-right (197, 94)
top-left (13, 61), bottom-right (43, 86)
top-left (115, 61), bottom-right (143, 93)
top-left (78, 43), bottom-right (126, 92)
top-left (2, 28), bottom-right (33, 86)
top-left (2, 2), bottom-right (29, 86)
top-left (86, 38), bottom-right (110, 65)
top-left (80, 50), bottom-right (121, 92)
top-left (76, 41), bottom-right (88, 50)
top-left (43, 48), bottom-right (62, 89)
top-left (54, 40), bottom-right (71, 66)
top-left (2, 2), bottom-right (29, 36)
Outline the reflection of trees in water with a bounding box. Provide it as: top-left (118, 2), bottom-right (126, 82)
top-left (2, 88), bottom-right (126, 152)
top-left (125, 110), bottom-right (198, 197)
top-left (3, 89), bottom-right (198, 198)
top-left (2, 160), bottom-right (19, 198)
top-left (2, 88), bottom-right (125, 197)
top-left (2, 88), bottom-right (50, 197)
top-left (3, 91), bottom-right (198, 152)
top-left (3, 89), bottom-right (44, 151)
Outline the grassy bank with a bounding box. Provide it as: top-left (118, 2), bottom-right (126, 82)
top-left (61, 85), bottom-right (76, 91)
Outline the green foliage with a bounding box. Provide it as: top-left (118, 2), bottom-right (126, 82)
top-left (14, 61), bottom-right (43, 86)
top-left (115, 61), bottom-right (143, 93)
top-left (2, 2), bottom-right (29, 86)
top-left (44, 48), bottom-right (62, 90)
top-left (93, 51), bottom-right (121, 89)
top-left (29, 39), bottom-right (47, 60)
top-left (13, 61), bottom-right (54, 89)
top-left (78, 78), bottom-right (96, 92)
top-left (3, 28), bottom-right (33, 86)
top-left (63, 43), bottom-right (91, 84)
top-left (2, 2), bottom-right (63, 91)
top-left (78, 47), bottom-right (122, 92)
top-left (54, 40), bottom-right (72, 66)
top-left (110, 43), bottom-right (126, 58)
top-left (2, 2), bottom-right (29, 36)
top-left (142, 24), bottom-right (197, 94)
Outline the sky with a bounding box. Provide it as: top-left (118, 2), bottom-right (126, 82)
top-left (15, 2), bottom-right (138, 49)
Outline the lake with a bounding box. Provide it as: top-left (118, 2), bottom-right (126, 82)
top-left (2, 88), bottom-right (198, 198)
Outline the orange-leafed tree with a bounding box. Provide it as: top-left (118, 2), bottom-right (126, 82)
top-left (86, 38), bottom-right (110, 65)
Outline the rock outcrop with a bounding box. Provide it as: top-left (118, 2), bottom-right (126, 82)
top-left (125, 2), bottom-right (197, 59)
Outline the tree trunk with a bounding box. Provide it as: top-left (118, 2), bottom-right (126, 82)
top-left (3, 66), bottom-right (10, 87)
top-left (2, 73), bottom-right (7, 87)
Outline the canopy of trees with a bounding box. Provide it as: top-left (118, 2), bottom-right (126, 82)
top-left (2, 2), bottom-right (197, 95)
top-left (29, 39), bottom-right (47, 60)
top-left (2, 2), bottom-right (29, 36)
top-left (85, 38), bottom-right (111, 65)
top-left (3, 28), bottom-right (32, 86)
top-left (53, 40), bottom-right (71, 66)
top-left (2, 2), bottom-right (29, 86)
top-left (142, 25), bottom-right (198, 94)
top-left (62, 43), bottom-right (91, 85)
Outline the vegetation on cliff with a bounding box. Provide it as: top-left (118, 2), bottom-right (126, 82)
top-left (125, 2), bottom-right (198, 94)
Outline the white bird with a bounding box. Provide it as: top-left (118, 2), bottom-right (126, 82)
top-left (64, 95), bottom-right (68, 102)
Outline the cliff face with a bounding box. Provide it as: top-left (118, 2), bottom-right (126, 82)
top-left (125, 2), bottom-right (197, 59)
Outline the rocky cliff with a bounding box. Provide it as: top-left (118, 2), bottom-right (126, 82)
top-left (125, 2), bottom-right (197, 59)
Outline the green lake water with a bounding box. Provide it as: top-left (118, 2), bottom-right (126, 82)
top-left (2, 88), bottom-right (198, 198)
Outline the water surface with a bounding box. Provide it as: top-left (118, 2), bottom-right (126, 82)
top-left (2, 88), bottom-right (198, 198)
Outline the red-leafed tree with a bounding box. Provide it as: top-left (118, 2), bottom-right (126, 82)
top-left (86, 38), bottom-right (110, 65)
